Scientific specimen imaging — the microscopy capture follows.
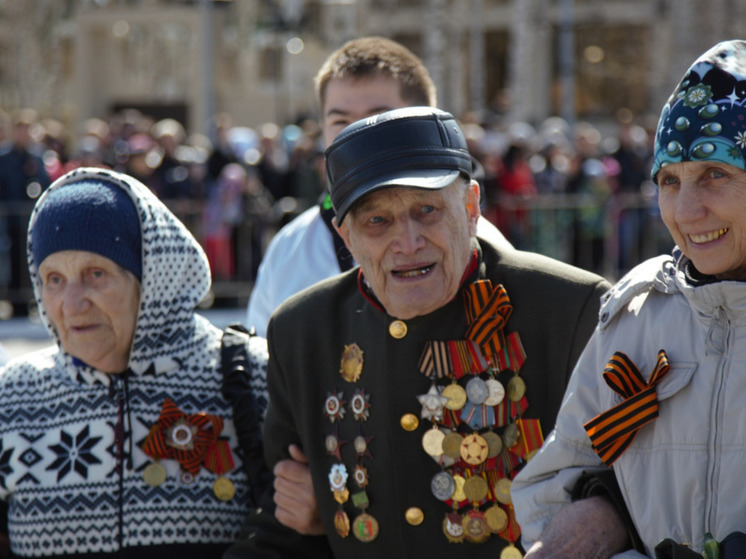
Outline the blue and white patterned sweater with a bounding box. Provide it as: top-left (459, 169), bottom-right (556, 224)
top-left (0, 168), bottom-right (268, 557)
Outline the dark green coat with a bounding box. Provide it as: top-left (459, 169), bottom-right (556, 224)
top-left (228, 238), bottom-right (609, 558)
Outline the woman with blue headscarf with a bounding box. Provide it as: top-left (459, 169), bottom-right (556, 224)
top-left (512, 40), bottom-right (746, 558)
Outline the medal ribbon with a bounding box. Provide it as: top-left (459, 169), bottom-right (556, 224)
top-left (463, 281), bottom-right (512, 361)
top-left (584, 350), bottom-right (670, 466)
top-left (418, 340), bottom-right (488, 379)
top-left (142, 398), bottom-right (225, 474)
top-left (514, 418), bottom-right (543, 460)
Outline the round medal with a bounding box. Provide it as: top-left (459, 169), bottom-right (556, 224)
top-left (494, 477), bottom-right (513, 505)
top-left (452, 474), bottom-right (467, 502)
top-left (334, 509), bottom-right (351, 538)
top-left (463, 474), bottom-right (489, 503)
top-left (460, 433), bottom-right (489, 465)
top-left (352, 512), bottom-right (379, 542)
top-left (340, 344), bottom-right (364, 382)
top-left (465, 377), bottom-right (489, 405)
top-left (441, 431), bottom-right (464, 459)
top-left (484, 378), bottom-right (506, 406)
top-left (507, 376), bottom-right (526, 402)
top-left (483, 431), bottom-right (503, 458)
top-left (143, 462), bottom-right (167, 487)
top-left (422, 426), bottom-right (445, 456)
top-left (180, 471), bottom-right (195, 486)
top-left (501, 544), bottom-right (524, 559)
top-left (462, 510), bottom-right (490, 543)
top-left (431, 471), bottom-right (456, 501)
top-left (213, 477), bottom-right (235, 501)
top-left (485, 504), bottom-right (508, 533)
top-left (443, 512), bottom-right (465, 543)
top-left (442, 384), bottom-right (467, 410)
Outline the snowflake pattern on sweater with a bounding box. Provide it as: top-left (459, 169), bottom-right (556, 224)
top-left (0, 168), bottom-right (268, 557)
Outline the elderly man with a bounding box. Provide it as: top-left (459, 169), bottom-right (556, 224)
top-left (227, 107), bottom-right (609, 558)
top-left (246, 36), bottom-right (510, 338)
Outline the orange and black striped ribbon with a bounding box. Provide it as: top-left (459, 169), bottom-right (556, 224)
top-left (584, 350), bottom-right (670, 466)
top-left (463, 280), bottom-right (512, 361)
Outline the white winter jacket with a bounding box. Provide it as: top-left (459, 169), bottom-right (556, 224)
top-left (513, 249), bottom-right (746, 558)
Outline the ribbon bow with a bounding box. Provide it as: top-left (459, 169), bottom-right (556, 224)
top-left (584, 350), bottom-right (670, 466)
top-left (142, 398), bottom-right (230, 474)
top-left (463, 280), bottom-right (526, 373)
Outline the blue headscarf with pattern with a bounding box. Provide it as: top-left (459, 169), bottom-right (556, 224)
top-left (652, 40), bottom-right (746, 182)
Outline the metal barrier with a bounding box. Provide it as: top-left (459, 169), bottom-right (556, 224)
top-left (0, 191), bottom-right (673, 319)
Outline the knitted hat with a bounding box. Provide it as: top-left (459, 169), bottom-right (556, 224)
top-left (325, 107), bottom-right (472, 224)
top-left (31, 179), bottom-right (142, 280)
top-left (652, 40), bottom-right (746, 181)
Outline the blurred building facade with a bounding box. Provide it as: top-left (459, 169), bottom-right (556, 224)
top-left (0, 0), bottom-right (743, 140)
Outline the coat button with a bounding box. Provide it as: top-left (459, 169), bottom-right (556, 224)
top-left (389, 320), bottom-right (407, 339)
top-left (400, 413), bottom-right (419, 431)
top-left (405, 507), bottom-right (424, 526)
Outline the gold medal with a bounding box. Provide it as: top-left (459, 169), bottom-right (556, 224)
top-left (483, 431), bottom-right (503, 458)
top-left (485, 504), bottom-right (508, 533)
top-left (352, 512), bottom-right (379, 542)
top-left (460, 433), bottom-right (489, 465)
top-left (452, 474), bottom-right (467, 502)
top-left (340, 343), bottom-right (364, 382)
top-left (143, 462), bottom-right (167, 487)
top-left (213, 477), bottom-right (235, 501)
top-left (501, 543), bottom-right (524, 559)
top-left (507, 376), bottom-right (526, 402)
top-left (442, 432), bottom-right (464, 459)
top-left (442, 383), bottom-right (467, 411)
top-left (405, 507), bottom-right (424, 526)
top-left (494, 477), bottom-right (513, 505)
top-left (333, 488), bottom-right (350, 504)
top-left (443, 512), bottom-right (465, 542)
top-left (334, 509), bottom-right (351, 538)
top-left (463, 474), bottom-right (489, 503)
top-left (400, 413), bottom-right (419, 431)
top-left (389, 320), bottom-right (407, 339)
top-left (462, 510), bottom-right (490, 543)
top-left (422, 426), bottom-right (445, 456)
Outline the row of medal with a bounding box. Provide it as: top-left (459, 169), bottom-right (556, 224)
top-left (416, 366), bottom-right (533, 559)
top-left (325, 343), bottom-right (380, 542)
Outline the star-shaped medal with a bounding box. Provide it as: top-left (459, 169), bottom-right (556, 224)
top-left (324, 390), bottom-right (347, 423)
top-left (417, 384), bottom-right (450, 421)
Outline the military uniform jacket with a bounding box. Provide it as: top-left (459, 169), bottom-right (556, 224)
top-left (231, 237), bottom-right (609, 559)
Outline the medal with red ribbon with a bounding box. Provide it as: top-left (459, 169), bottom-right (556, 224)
top-left (141, 398), bottom-right (235, 500)
top-left (412, 280), bottom-right (536, 551)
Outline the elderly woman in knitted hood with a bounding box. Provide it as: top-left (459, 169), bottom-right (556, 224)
top-left (511, 40), bottom-right (746, 559)
top-left (0, 167), bottom-right (269, 558)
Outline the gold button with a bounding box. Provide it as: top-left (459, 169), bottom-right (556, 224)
top-left (400, 413), bottom-right (419, 431)
top-left (405, 507), bottom-right (424, 526)
top-left (389, 320), bottom-right (407, 339)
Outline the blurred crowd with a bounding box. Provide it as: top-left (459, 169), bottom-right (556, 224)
top-left (0, 105), bottom-right (670, 318)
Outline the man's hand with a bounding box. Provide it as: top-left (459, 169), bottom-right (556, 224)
top-left (524, 496), bottom-right (629, 559)
top-left (273, 444), bottom-right (325, 535)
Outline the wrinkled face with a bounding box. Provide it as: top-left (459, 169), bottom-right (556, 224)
top-left (336, 180), bottom-right (480, 319)
top-left (322, 75), bottom-right (409, 146)
top-left (39, 250), bottom-right (140, 373)
top-left (657, 161), bottom-right (746, 280)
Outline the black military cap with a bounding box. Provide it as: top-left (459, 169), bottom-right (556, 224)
top-left (325, 106), bottom-right (472, 224)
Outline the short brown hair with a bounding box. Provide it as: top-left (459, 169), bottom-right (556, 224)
top-left (314, 37), bottom-right (437, 111)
